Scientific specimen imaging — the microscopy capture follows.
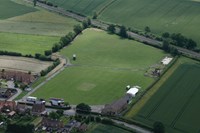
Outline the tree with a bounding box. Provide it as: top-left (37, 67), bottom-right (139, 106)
top-left (145, 26), bottom-right (151, 33)
top-left (162, 40), bottom-right (170, 52)
top-left (49, 111), bottom-right (60, 119)
top-left (56, 110), bottom-right (64, 116)
top-left (153, 121), bottom-right (165, 133)
top-left (73, 24), bottom-right (82, 35)
top-left (162, 32), bottom-right (170, 38)
top-left (44, 50), bottom-right (52, 56)
top-left (119, 26), bottom-right (128, 38)
top-left (107, 24), bottom-right (116, 34)
top-left (33, 0), bottom-right (37, 6)
top-left (93, 12), bottom-right (97, 19)
top-left (52, 43), bottom-right (61, 52)
top-left (186, 39), bottom-right (197, 50)
top-left (76, 103), bottom-right (91, 114)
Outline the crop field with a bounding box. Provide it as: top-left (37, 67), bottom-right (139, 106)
top-left (87, 124), bottom-right (132, 133)
top-left (32, 29), bottom-right (166, 104)
top-left (0, 0), bottom-right (37, 19)
top-left (132, 58), bottom-right (200, 133)
top-left (0, 32), bottom-right (60, 55)
top-left (46, 0), bottom-right (113, 16)
top-left (0, 10), bottom-right (79, 36)
top-left (0, 56), bottom-right (52, 74)
top-left (99, 0), bottom-right (200, 46)
top-left (0, 1), bottom-right (79, 55)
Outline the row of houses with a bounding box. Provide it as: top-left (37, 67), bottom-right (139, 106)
top-left (0, 70), bottom-right (36, 85)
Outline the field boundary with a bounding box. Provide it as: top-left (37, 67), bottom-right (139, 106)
top-left (124, 56), bottom-right (179, 118)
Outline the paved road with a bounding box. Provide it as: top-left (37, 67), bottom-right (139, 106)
top-left (25, 0), bottom-right (200, 60)
top-left (112, 119), bottom-right (152, 133)
top-left (8, 88), bottom-right (22, 101)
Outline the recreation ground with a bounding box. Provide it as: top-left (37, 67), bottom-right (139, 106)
top-left (32, 29), bottom-right (166, 104)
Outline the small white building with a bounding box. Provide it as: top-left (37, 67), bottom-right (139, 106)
top-left (161, 57), bottom-right (173, 65)
top-left (126, 87), bottom-right (139, 97)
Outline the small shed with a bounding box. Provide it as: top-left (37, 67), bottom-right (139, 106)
top-left (126, 87), bottom-right (139, 97)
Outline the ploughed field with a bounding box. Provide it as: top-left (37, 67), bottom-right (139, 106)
top-left (0, 0), bottom-right (79, 55)
top-left (0, 56), bottom-right (52, 74)
top-left (32, 29), bottom-right (166, 105)
top-left (133, 60), bottom-right (200, 133)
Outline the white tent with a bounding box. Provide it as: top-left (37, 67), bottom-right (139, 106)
top-left (161, 57), bottom-right (173, 65)
top-left (126, 87), bottom-right (139, 97)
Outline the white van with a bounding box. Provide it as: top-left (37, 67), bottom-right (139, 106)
top-left (26, 96), bottom-right (37, 103)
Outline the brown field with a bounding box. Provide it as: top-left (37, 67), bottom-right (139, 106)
top-left (0, 56), bottom-right (52, 74)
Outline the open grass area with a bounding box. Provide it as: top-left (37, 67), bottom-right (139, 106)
top-left (0, 10), bottom-right (79, 36)
top-left (98, 0), bottom-right (200, 46)
top-left (32, 29), bottom-right (166, 105)
top-left (0, 32), bottom-right (60, 55)
top-left (0, 0), bottom-right (37, 19)
top-left (131, 57), bottom-right (200, 133)
top-left (87, 124), bottom-right (132, 133)
top-left (46, 0), bottom-right (113, 16)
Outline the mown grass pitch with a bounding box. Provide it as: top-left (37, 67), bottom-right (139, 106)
top-left (33, 29), bottom-right (166, 105)
top-left (133, 58), bottom-right (200, 133)
top-left (99, 0), bottom-right (200, 46)
top-left (0, 0), bottom-right (37, 19)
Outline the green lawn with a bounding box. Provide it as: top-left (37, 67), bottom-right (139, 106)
top-left (0, 0), bottom-right (37, 19)
top-left (0, 10), bottom-right (79, 36)
top-left (87, 124), bottom-right (132, 133)
top-left (46, 0), bottom-right (113, 16)
top-left (32, 29), bottom-right (166, 105)
top-left (0, 32), bottom-right (59, 55)
top-left (99, 0), bottom-right (200, 46)
top-left (133, 58), bottom-right (200, 133)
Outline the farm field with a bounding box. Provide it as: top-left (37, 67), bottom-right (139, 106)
top-left (98, 0), bottom-right (200, 46)
top-left (132, 58), bottom-right (200, 133)
top-left (0, 0), bottom-right (37, 19)
top-left (46, 0), bottom-right (113, 16)
top-left (32, 29), bottom-right (166, 105)
top-left (0, 32), bottom-right (59, 55)
top-left (87, 124), bottom-right (132, 133)
top-left (0, 10), bottom-right (79, 36)
top-left (0, 1), bottom-right (79, 55)
top-left (0, 56), bottom-right (52, 74)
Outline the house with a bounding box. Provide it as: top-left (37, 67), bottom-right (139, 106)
top-left (16, 103), bottom-right (28, 114)
top-left (41, 117), bottom-right (64, 129)
top-left (0, 71), bottom-right (36, 85)
top-left (32, 103), bottom-right (46, 115)
top-left (78, 123), bottom-right (87, 132)
top-left (0, 101), bottom-right (16, 113)
top-left (101, 94), bottom-right (131, 115)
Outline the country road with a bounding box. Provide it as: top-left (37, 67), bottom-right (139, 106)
top-left (112, 119), bottom-right (152, 133)
top-left (26, 0), bottom-right (200, 60)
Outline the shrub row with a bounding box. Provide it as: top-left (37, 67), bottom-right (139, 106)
top-left (40, 59), bottom-right (60, 76)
